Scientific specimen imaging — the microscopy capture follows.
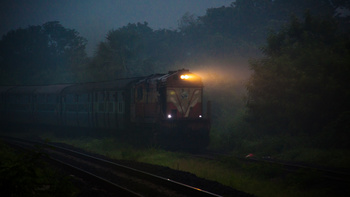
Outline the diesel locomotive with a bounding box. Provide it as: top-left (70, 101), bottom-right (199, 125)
top-left (0, 69), bottom-right (210, 150)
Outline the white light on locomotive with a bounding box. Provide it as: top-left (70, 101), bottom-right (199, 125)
top-left (199, 115), bottom-right (202, 118)
top-left (180, 75), bottom-right (190, 79)
top-left (168, 114), bottom-right (172, 119)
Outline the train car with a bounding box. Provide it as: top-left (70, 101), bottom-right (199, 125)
top-left (132, 69), bottom-right (210, 150)
top-left (0, 69), bottom-right (210, 151)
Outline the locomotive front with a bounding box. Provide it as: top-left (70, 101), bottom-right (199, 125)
top-left (157, 69), bottom-right (210, 151)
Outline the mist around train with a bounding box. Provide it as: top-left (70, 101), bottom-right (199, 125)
top-left (1, 0), bottom-right (349, 160)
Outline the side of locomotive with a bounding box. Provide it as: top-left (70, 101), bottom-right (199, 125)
top-left (0, 69), bottom-right (210, 150)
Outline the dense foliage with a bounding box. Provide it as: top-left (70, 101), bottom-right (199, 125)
top-left (246, 12), bottom-right (350, 148)
top-left (87, 22), bottom-right (183, 80)
top-left (0, 21), bottom-right (87, 85)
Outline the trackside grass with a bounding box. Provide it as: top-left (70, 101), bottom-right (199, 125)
top-left (41, 135), bottom-right (348, 197)
top-left (0, 140), bottom-right (79, 196)
top-left (2, 130), bottom-right (348, 197)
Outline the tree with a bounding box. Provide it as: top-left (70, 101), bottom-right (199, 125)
top-left (0, 21), bottom-right (87, 84)
top-left (89, 22), bottom-right (157, 80)
top-left (246, 13), bottom-right (350, 145)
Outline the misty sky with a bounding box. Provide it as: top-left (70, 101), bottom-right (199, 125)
top-left (1, 0), bottom-right (233, 55)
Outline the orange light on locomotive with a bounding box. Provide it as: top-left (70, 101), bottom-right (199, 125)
top-left (180, 74), bottom-right (200, 81)
top-left (180, 74), bottom-right (190, 79)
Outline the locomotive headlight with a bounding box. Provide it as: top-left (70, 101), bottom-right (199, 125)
top-left (167, 114), bottom-right (172, 119)
top-left (180, 74), bottom-right (191, 80)
top-left (199, 115), bottom-right (202, 118)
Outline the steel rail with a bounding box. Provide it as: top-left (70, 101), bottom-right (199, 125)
top-left (44, 140), bottom-right (223, 197)
top-left (48, 156), bottom-right (144, 197)
top-left (2, 136), bottom-right (143, 196)
top-left (2, 136), bottom-right (223, 197)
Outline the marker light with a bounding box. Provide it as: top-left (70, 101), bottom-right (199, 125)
top-left (167, 114), bottom-right (172, 119)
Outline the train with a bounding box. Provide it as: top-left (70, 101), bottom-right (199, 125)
top-left (0, 69), bottom-right (210, 151)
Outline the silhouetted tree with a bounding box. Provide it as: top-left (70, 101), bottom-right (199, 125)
top-left (0, 21), bottom-right (87, 84)
top-left (89, 22), bottom-right (158, 80)
top-left (246, 13), bottom-right (350, 146)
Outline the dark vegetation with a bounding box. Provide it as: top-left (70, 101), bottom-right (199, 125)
top-left (1, 0), bottom-right (349, 158)
top-left (246, 12), bottom-right (350, 149)
top-left (0, 141), bottom-right (78, 196)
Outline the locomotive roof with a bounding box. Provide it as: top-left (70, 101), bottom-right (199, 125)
top-left (135, 73), bottom-right (165, 84)
top-left (61, 78), bottom-right (140, 94)
top-left (135, 69), bottom-right (202, 86)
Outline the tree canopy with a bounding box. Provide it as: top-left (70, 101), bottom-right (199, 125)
top-left (0, 21), bottom-right (87, 84)
top-left (246, 12), bottom-right (350, 147)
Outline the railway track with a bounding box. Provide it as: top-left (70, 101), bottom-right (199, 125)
top-left (2, 136), bottom-right (224, 197)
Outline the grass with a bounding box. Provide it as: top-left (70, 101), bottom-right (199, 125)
top-left (38, 132), bottom-right (349, 197)
top-left (0, 139), bottom-right (79, 196)
top-left (279, 148), bottom-right (350, 169)
top-left (3, 130), bottom-right (349, 197)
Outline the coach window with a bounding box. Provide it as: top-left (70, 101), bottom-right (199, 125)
top-left (118, 102), bottom-right (123, 113)
top-left (66, 94), bottom-right (75, 103)
top-left (108, 103), bottom-right (113, 113)
top-left (117, 91), bottom-right (124, 114)
top-left (98, 92), bottom-right (105, 112)
top-left (137, 86), bottom-right (143, 100)
top-left (80, 94), bottom-right (88, 102)
top-left (44, 94), bottom-right (55, 111)
top-left (106, 92), bottom-right (112, 112)
top-left (113, 92), bottom-right (117, 101)
top-left (37, 94), bottom-right (45, 103)
top-left (65, 94), bottom-right (76, 112)
top-left (47, 95), bottom-right (55, 103)
top-left (77, 94), bottom-right (87, 112)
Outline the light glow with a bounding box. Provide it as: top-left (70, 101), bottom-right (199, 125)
top-left (167, 114), bottom-right (172, 118)
top-left (180, 74), bottom-right (191, 80)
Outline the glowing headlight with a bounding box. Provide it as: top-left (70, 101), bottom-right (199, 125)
top-left (199, 115), bottom-right (202, 118)
top-left (180, 75), bottom-right (190, 79)
top-left (167, 114), bottom-right (172, 119)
